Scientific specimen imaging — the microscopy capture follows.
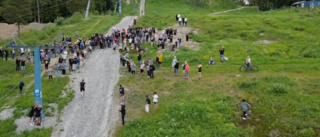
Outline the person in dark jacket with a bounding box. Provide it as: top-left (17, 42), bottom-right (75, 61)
top-left (19, 80), bottom-right (24, 94)
top-left (29, 105), bottom-right (36, 126)
top-left (149, 62), bottom-right (155, 78)
top-left (35, 105), bottom-right (42, 126)
top-left (16, 58), bottom-right (21, 71)
top-left (119, 104), bottom-right (126, 125)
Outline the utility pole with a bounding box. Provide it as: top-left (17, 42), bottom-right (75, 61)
top-left (119, 0), bottom-right (122, 15)
top-left (85, 0), bottom-right (91, 18)
top-left (37, 0), bottom-right (40, 23)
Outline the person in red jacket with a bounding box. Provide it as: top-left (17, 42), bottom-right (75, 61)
top-left (184, 61), bottom-right (190, 79)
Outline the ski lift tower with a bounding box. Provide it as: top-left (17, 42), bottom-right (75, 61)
top-left (6, 33), bottom-right (66, 122)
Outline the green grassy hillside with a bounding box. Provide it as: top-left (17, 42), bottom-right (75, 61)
top-left (116, 1), bottom-right (320, 137)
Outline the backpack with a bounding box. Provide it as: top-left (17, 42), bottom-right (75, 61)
top-left (119, 87), bottom-right (124, 94)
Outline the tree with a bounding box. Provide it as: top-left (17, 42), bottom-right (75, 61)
top-left (67, 0), bottom-right (88, 14)
top-left (1, 0), bottom-right (33, 38)
top-left (252, 0), bottom-right (299, 11)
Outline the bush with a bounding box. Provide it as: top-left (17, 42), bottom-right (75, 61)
top-left (267, 83), bottom-right (288, 94)
top-left (238, 78), bottom-right (258, 88)
top-left (54, 17), bottom-right (65, 26)
top-left (297, 128), bottom-right (316, 137)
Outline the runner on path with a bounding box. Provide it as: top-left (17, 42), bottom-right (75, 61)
top-left (80, 79), bottom-right (86, 98)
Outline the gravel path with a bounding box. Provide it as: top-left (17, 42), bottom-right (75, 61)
top-left (51, 16), bottom-right (136, 137)
top-left (208, 7), bottom-right (245, 15)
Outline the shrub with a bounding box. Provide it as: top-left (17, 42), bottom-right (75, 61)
top-left (238, 78), bottom-right (258, 88)
top-left (54, 17), bottom-right (65, 26)
top-left (267, 83), bottom-right (288, 94)
top-left (297, 128), bottom-right (316, 137)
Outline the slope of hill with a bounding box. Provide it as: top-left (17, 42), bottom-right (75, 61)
top-left (115, 0), bottom-right (320, 137)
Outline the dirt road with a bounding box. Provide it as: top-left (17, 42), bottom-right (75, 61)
top-left (51, 16), bottom-right (137, 137)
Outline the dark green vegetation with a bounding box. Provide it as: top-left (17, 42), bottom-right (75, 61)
top-left (116, 0), bottom-right (320, 136)
top-left (250, 0), bottom-right (300, 11)
top-left (0, 0), bottom-right (119, 23)
top-left (0, 12), bottom-right (123, 136)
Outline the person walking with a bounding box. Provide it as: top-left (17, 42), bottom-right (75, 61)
top-left (119, 85), bottom-right (125, 101)
top-left (174, 59), bottom-right (179, 76)
top-left (219, 46), bottom-right (225, 62)
top-left (80, 79), bottom-right (86, 98)
top-left (19, 80), bottom-right (24, 94)
top-left (145, 95), bottom-right (151, 113)
top-left (184, 61), bottom-right (190, 79)
top-left (239, 99), bottom-right (251, 120)
top-left (119, 104), bottom-right (126, 125)
top-left (54, 64), bottom-right (61, 77)
top-left (28, 105), bottom-right (36, 126)
top-left (153, 92), bottom-right (159, 109)
top-left (198, 62), bottom-right (202, 79)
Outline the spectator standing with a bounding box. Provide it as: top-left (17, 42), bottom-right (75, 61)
top-left (69, 57), bottom-right (74, 71)
top-left (149, 62), bottom-right (155, 78)
top-left (140, 62), bottom-right (145, 76)
top-left (21, 58), bottom-right (26, 71)
top-left (153, 92), bottom-right (158, 109)
top-left (16, 58), bottom-right (21, 71)
top-left (35, 105), bottom-right (42, 126)
top-left (119, 104), bottom-right (126, 125)
top-left (61, 62), bottom-right (66, 75)
top-left (145, 95), bottom-right (151, 113)
top-left (28, 105), bottom-right (36, 126)
top-left (219, 46), bottom-right (225, 62)
top-left (11, 49), bottom-right (15, 60)
top-left (119, 85), bottom-right (125, 101)
top-left (174, 59), bottom-right (179, 76)
top-left (4, 49), bottom-right (8, 61)
top-left (198, 62), bottom-right (202, 79)
top-left (137, 53), bottom-right (142, 67)
top-left (19, 80), bottom-right (24, 94)
top-left (48, 67), bottom-right (53, 79)
top-left (54, 63), bottom-right (61, 77)
top-left (184, 61), bottom-right (190, 79)
top-left (159, 54), bottom-right (163, 69)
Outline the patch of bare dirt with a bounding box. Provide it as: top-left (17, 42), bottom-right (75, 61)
top-left (0, 108), bottom-right (15, 120)
top-left (0, 22), bottom-right (54, 40)
top-left (268, 129), bottom-right (280, 137)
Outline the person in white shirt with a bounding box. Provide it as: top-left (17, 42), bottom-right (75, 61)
top-left (246, 56), bottom-right (251, 70)
top-left (184, 18), bottom-right (188, 25)
top-left (153, 92), bottom-right (158, 109)
top-left (62, 50), bottom-right (68, 61)
top-left (178, 17), bottom-right (182, 25)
